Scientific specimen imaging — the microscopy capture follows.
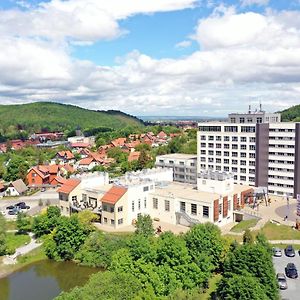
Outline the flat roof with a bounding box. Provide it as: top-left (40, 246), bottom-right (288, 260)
top-left (156, 153), bottom-right (197, 160)
top-left (151, 182), bottom-right (252, 204)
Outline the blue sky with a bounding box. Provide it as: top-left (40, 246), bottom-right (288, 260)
top-left (0, 0), bottom-right (299, 116)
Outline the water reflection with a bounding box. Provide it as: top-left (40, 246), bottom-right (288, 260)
top-left (0, 260), bottom-right (100, 300)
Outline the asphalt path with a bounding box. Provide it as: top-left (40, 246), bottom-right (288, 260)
top-left (0, 189), bottom-right (59, 219)
top-left (273, 248), bottom-right (300, 300)
top-left (275, 204), bottom-right (298, 223)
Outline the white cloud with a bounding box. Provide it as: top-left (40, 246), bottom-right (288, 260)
top-left (240, 0), bottom-right (269, 7)
top-left (0, 4), bottom-right (300, 116)
top-left (175, 40), bottom-right (192, 48)
top-left (0, 0), bottom-right (197, 44)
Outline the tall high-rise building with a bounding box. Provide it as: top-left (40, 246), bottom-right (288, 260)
top-left (197, 106), bottom-right (300, 197)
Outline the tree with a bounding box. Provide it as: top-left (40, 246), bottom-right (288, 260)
top-left (0, 213), bottom-right (7, 255)
top-left (76, 231), bottom-right (128, 268)
top-left (32, 206), bottom-right (61, 237)
top-left (185, 223), bottom-right (224, 270)
top-left (4, 157), bottom-right (29, 181)
top-left (134, 214), bottom-right (155, 237)
top-left (216, 274), bottom-right (269, 300)
top-left (137, 149), bottom-right (149, 170)
top-left (16, 212), bottom-right (31, 233)
top-left (243, 229), bottom-right (253, 245)
top-left (223, 244), bottom-right (279, 300)
top-left (45, 215), bottom-right (90, 260)
top-left (56, 271), bottom-right (143, 300)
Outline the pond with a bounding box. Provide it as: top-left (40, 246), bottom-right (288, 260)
top-left (0, 260), bottom-right (100, 300)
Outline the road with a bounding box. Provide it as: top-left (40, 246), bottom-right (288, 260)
top-left (273, 250), bottom-right (300, 300)
top-left (0, 189), bottom-right (59, 219)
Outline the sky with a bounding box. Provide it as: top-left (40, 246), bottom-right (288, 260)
top-left (0, 0), bottom-right (300, 116)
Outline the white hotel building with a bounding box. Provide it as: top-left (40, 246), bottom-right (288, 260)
top-left (197, 107), bottom-right (300, 198)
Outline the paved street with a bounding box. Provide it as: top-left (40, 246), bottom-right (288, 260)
top-left (0, 189), bottom-right (59, 219)
top-left (273, 249), bottom-right (300, 300)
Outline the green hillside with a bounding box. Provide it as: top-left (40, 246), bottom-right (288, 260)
top-left (0, 102), bottom-right (144, 138)
top-left (280, 104), bottom-right (300, 122)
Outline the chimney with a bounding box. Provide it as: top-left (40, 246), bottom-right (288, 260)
top-left (259, 102), bottom-right (262, 112)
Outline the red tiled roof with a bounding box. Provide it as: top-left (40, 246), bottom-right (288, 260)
top-left (30, 166), bottom-right (49, 179)
top-left (61, 164), bottom-right (75, 173)
top-left (111, 138), bottom-right (127, 147)
top-left (57, 178), bottom-right (81, 194)
top-left (101, 186), bottom-right (127, 205)
top-left (78, 157), bottom-right (94, 165)
top-left (71, 142), bottom-right (90, 148)
top-left (157, 131), bottom-right (168, 139)
top-left (128, 151), bottom-right (141, 162)
top-left (48, 164), bottom-right (60, 174)
top-left (57, 151), bottom-right (75, 160)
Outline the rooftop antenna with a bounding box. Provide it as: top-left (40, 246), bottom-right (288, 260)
top-left (248, 104), bottom-right (251, 114)
top-left (259, 101), bottom-right (262, 112)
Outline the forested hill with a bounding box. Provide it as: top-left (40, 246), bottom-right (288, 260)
top-left (280, 104), bottom-right (300, 122)
top-left (0, 102), bottom-right (144, 138)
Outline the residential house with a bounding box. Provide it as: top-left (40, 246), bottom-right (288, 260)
top-left (51, 151), bottom-right (75, 165)
top-left (128, 151), bottom-right (140, 162)
top-left (110, 138), bottom-right (127, 148)
top-left (5, 179), bottom-right (28, 196)
top-left (58, 178), bottom-right (81, 216)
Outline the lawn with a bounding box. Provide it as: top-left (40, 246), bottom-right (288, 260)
top-left (6, 232), bottom-right (31, 254)
top-left (255, 222), bottom-right (300, 240)
top-left (6, 221), bottom-right (17, 231)
top-left (230, 219), bottom-right (258, 233)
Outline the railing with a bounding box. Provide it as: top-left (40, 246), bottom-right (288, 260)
top-left (175, 211), bottom-right (200, 225)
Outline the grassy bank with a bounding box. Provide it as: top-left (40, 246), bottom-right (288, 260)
top-left (230, 219), bottom-right (258, 233)
top-left (0, 246), bottom-right (46, 279)
top-left (6, 232), bottom-right (30, 254)
top-left (254, 222), bottom-right (300, 240)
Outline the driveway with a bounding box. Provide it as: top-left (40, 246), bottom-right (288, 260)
top-left (0, 189), bottom-right (59, 219)
top-left (273, 249), bottom-right (300, 300)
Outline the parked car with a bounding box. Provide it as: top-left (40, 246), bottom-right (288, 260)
top-left (277, 273), bottom-right (288, 290)
top-left (6, 205), bottom-right (15, 210)
top-left (285, 263), bottom-right (298, 279)
top-left (285, 245), bottom-right (295, 257)
top-left (8, 207), bottom-right (20, 215)
top-left (273, 248), bottom-right (282, 257)
top-left (15, 202), bottom-right (30, 210)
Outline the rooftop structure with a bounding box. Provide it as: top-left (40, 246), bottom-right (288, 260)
top-left (228, 104), bottom-right (281, 124)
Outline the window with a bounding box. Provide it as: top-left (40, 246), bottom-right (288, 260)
top-left (208, 136), bottom-right (214, 141)
top-left (110, 207), bottom-right (114, 213)
top-left (224, 136), bottom-right (230, 141)
top-left (118, 218), bottom-right (123, 225)
top-left (118, 206), bottom-right (123, 212)
top-left (199, 126), bottom-right (221, 132)
top-left (144, 198), bottom-right (147, 208)
top-left (218, 204), bottom-right (222, 215)
top-left (241, 153), bottom-right (246, 158)
top-left (224, 159), bottom-right (229, 164)
top-left (203, 206), bottom-right (209, 217)
top-left (225, 126), bottom-right (238, 132)
top-left (169, 160), bottom-right (174, 164)
top-left (201, 135), bottom-right (206, 140)
top-left (232, 136), bottom-right (238, 142)
top-left (257, 117), bottom-right (262, 123)
top-left (179, 161), bottom-right (184, 165)
top-left (143, 186), bottom-right (149, 192)
top-left (249, 153), bottom-right (255, 158)
top-left (216, 166), bottom-right (221, 171)
top-left (103, 204), bottom-right (108, 212)
top-left (240, 117), bottom-right (245, 123)
top-left (208, 150), bottom-right (214, 155)
top-left (191, 203), bottom-right (197, 215)
top-left (165, 200), bottom-right (170, 212)
top-left (201, 143), bottom-right (206, 148)
top-left (250, 137), bottom-right (256, 143)
top-left (241, 126), bottom-right (255, 133)
top-left (216, 158), bottom-right (221, 163)
top-left (138, 199), bottom-right (141, 210)
top-left (104, 217), bottom-right (108, 224)
top-left (224, 151), bottom-right (229, 156)
top-left (216, 136), bottom-right (221, 141)
top-left (111, 219), bottom-right (115, 225)
top-left (224, 166), bottom-right (229, 172)
top-left (249, 145), bottom-right (256, 151)
top-left (240, 144), bottom-right (247, 150)
top-left (71, 196), bottom-right (77, 202)
top-left (240, 160), bottom-right (246, 166)
top-left (224, 144), bottom-right (230, 149)
top-left (240, 168), bottom-right (246, 173)
top-left (201, 150), bottom-right (206, 155)
top-left (132, 201), bottom-right (135, 212)
top-left (240, 176), bottom-right (246, 181)
top-left (240, 137), bottom-right (247, 142)
top-left (228, 200), bottom-right (231, 210)
top-left (153, 198), bottom-right (158, 209)
top-left (180, 201), bottom-right (186, 212)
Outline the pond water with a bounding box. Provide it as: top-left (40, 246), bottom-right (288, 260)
top-left (0, 260), bottom-right (100, 300)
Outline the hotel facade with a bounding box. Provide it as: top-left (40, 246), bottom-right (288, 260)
top-left (197, 108), bottom-right (300, 198)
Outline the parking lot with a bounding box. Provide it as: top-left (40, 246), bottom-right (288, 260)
top-left (0, 189), bottom-right (59, 219)
top-left (273, 248), bottom-right (300, 300)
